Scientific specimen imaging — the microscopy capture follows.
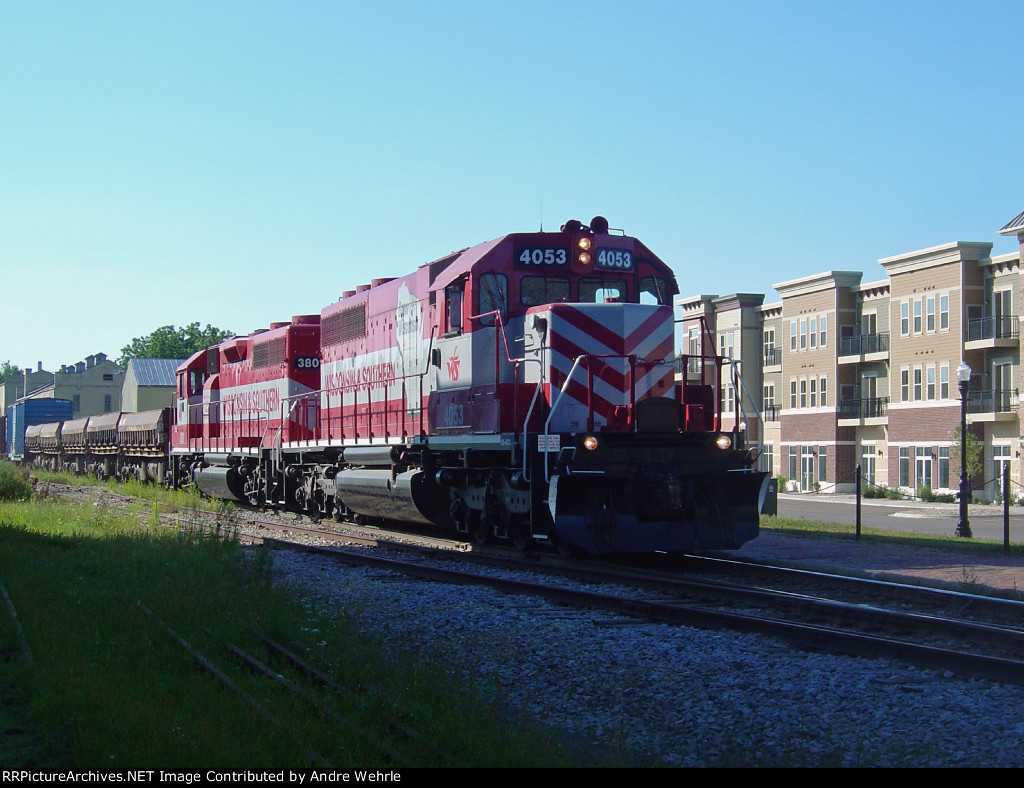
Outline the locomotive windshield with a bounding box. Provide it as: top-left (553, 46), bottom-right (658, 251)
top-left (640, 275), bottom-right (671, 305)
top-left (521, 276), bottom-right (570, 306)
top-left (580, 277), bottom-right (627, 303)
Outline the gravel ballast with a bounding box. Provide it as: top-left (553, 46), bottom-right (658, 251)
top-left (269, 548), bottom-right (1024, 767)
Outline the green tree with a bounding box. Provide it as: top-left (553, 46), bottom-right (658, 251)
top-left (0, 361), bottom-right (23, 383)
top-left (117, 323), bottom-right (235, 368)
top-left (949, 426), bottom-right (984, 483)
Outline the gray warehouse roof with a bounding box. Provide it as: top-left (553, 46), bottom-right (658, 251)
top-left (127, 358), bottom-right (184, 387)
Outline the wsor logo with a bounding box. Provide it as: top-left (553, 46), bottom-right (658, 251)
top-left (446, 350), bottom-right (461, 381)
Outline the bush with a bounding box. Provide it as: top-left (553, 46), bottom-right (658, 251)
top-left (863, 484), bottom-right (886, 498)
top-left (916, 484), bottom-right (933, 502)
top-left (0, 461), bottom-right (32, 502)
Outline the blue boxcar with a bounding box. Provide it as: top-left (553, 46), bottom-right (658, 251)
top-left (5, 399), bottom-right (74, 460)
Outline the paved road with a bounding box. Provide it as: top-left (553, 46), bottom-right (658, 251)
top-left (777, 493), bottom-right (1024, 544)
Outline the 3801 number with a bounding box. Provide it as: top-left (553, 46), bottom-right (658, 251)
top-left (294, 356), bottom-right (320, 370)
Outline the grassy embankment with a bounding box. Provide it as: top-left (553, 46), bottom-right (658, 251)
top-left (761, 513), bottom-right (1024, 557)
top-left (0, 461), bottom-right (604, 768)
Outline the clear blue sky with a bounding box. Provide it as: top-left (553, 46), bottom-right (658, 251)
top-left (2, 0), bottom-right (1021, 371)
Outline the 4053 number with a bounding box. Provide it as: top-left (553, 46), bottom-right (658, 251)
top-left (595, 248), bottom-right (633, 270)
top-left (516, 248), bottom-right (568, 266)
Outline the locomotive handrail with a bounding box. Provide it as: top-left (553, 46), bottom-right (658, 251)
top-left (540, 354), bottom-right (586, 483)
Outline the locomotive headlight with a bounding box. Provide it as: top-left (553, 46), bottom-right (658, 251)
top-left (578, 251), bottom-right (592, 265)
top-left (582, 435), bottom-right (599, 451)
top-left (715, 434), bottom-right (732, 451)
top-left (578, 237), bottom-right (592, 251)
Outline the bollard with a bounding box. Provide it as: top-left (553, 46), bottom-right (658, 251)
top-left (1004, 463), bottom-right (1010, 556)
top-left (855, 463), bottom-right (861, 541)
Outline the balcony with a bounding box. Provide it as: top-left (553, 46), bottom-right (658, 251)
top-left (763, 347), bottom-right (782, 370)
top-left (838, 331), bottom-right (890, 363)
top-left (966, 389), bottom-right (1018, 422)
top-left (965, 316), bottom-right (1019, 350)
top-left (838, 396), bottom-right (889, 426)
top-left (762, 404), bottom-right (782, 422)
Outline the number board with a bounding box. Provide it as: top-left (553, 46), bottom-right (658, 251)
top-left (293, 356), bottom-right (320, 371)
top-left (516, 247), bottom-right (568, 267)
top-left (595, 248), bottom-right (634, 271)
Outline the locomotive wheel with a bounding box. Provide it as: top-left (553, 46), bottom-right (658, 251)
top-left (510, 522), bottom-right (532, 551)
top-left (470, 518), bottom-right (491, 546)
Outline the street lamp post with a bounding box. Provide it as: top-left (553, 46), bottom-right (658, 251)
top-left (957, 362), bottom-right (972, 538)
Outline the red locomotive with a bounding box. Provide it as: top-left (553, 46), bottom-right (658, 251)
top-left (169, 217), bottom-right (768, 554)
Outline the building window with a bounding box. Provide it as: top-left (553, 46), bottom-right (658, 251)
top-left (819, 315), bottom-right (827, 347)
top-left (926, 297), bottom-right (936, 332)
top-left (790, 321), bottom-right (797, 351)
top-left (801, 446), bottom-right (815, 490)
top-left (789, 446), bottom-right (798, 481)
top-left (809, 317), bottom-right (817, 349)
top-left (913, 299), bottom-right (922, 333)
top-left (927, 366), bottom-right (935, 400)
top-left (809, 378), bottom-right (817, 407)
top-left (790, 380), bottom-right (797, 408)
top-left (901, 302), bottom-right (909, 336)
top-left (800, 378), bottom-right (807, 408)
top-left (940, 295), bottom-right (949, 330)
top-left (940, 364), bottom-right (949, 399)
top-left (916, 447), bottom-right (932, 490)
top-left (861, 444), bottom-right (876, 486)
top-left (820, 376), bottom-right (827, 407)
top-left (762, 443), bottom-right (774, 474)
top-left (899, 448), bottom-right (910, 487)
top-left (719, 331), bottom-right (735, 360)
top-left (993, 446), bottom-right (1012, 498)
top-left (901, 369), bottom-right (909, 401)
top-left (799, 319), bottom-right (807, 350)
top-left (73, 394), bottom-right (80, 413)
top-left (938, 447), bottom-right (950, 489)
top-left (763, 384), bottom-right (775, 415)
top-left (818, 446), bottom-right (827, 483)
top-left (913, 368), bottom-right (922, 401)
top-left (721, 383), bottom-right (735, 413)
top-left (104, 395), bottom-right (112, 412)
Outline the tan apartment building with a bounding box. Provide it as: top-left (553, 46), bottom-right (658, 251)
top-left (678, 207), bottom-right (1024, 500)
top-left (677, 293), bottom-right (764, 444)
top-left (773, 271), bottom-right (861, 492)
top-left (760, 301), bottom-right (783, 478)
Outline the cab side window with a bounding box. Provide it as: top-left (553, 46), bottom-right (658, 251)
top-left (478, 273), bottom-right (508, 326)
top-left (445, 282), bottom-right (464, 335)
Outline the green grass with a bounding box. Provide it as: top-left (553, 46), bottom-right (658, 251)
top-left (0, 479), bottom-right (599, 768)
top-left (761, 513), bottom-right (1024, 556)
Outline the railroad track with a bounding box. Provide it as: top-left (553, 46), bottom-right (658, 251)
top-left (38, 479), bottom-right (1024, 686)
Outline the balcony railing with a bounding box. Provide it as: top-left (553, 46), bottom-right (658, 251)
top-left (966, 316), bottom-right (1019, 342)
top-left (674, 355), bottom-right (704, 375)
top-left (839, 331), bottom-right (890, 357)
top-left (967, 389), bottom-right (1018, 415)
top-left (838, 396), bottom-right (889, 419)
top-left (762, 404), bottom-right (782, 422)
top-left (763, 347), bottom-right (782, 366)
